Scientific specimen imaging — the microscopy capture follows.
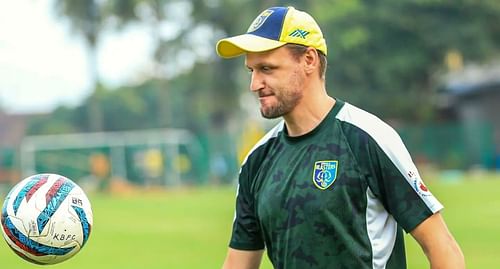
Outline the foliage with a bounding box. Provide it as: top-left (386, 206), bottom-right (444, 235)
top-left (26, 0), bottom-right (500, 134)
top-left (311, 0), bottom-right (500, 120)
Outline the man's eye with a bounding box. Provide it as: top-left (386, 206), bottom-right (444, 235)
top-left (261, 66), bottom-right (272, 72)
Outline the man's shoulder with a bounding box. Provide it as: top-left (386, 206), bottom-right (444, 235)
top-left (336, 102), bottom-right (401, 143)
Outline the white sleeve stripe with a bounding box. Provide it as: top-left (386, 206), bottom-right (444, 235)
top-left (336, 103), bottom-right (443, 213)
top-left (366, 187), bottom-right (397, 269)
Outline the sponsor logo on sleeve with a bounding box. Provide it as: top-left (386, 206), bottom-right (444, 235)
top-left (408, 171), bottom-right (432, 197)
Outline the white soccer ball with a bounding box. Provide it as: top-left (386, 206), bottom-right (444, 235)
top-left (1, 173), bottom-right (93, 265)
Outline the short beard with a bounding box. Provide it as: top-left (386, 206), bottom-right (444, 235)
top-left (260, 87), bottom-right (302, 119)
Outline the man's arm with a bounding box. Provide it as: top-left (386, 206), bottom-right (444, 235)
top-left (410, 212), bottom-right (465, 269)
top-left (222, 248), bottom-right (264, 269)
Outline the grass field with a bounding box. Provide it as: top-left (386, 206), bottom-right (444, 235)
top-left (1, 174), bottom-right (500, 268)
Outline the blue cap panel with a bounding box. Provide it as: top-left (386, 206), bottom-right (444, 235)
top-left (247, 7), bottom-right (288, 41)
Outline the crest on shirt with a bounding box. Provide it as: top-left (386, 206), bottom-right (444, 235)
top-left (313, 160), bottom-right (338, 190)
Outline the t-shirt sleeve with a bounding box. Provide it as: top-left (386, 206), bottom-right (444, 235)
top-left (228, 162), bottom-right (265, 250)
top-left (359, 124), bottom-right (443, 233)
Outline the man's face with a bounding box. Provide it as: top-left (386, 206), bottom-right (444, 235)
top-left (245, 46), bottom-right (305, 119)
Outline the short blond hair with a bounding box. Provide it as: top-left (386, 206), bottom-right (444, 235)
top-left (285, 43), bottom-right (327, 80)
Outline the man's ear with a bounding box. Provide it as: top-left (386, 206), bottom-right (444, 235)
top-left (303, 47), bottom-right (319, 75)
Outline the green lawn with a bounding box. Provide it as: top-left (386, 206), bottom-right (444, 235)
top-left (404, 176), bottom-right (500, 268)
top-left (1, 177), bottom-right (499, 268)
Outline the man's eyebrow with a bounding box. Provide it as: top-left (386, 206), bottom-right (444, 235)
top-left (248, 62), bottom-right (278, 69)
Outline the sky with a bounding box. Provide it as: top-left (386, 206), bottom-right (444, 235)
top-left (0, 0), bottom-right (153, 114)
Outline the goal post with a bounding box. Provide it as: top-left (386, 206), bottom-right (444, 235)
top-left (19, 129), bottom-right (204, 189)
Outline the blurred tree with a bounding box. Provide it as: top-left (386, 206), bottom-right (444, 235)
top-left (190, 0), bottom-right (272, 129)
top-left (27, 66), bottom-right (214, 134)
top-left (41, 0), bottom-right (500, 134)
top-left (24, 0), bottom-right (500, 181)
top-left (27, 106), bottom-right (79, 135)
top-left (52, 0), bottom-right (156, 131)
top-left (54, 0), bottom-right (104, 131)
top-left (311, 0), bottom-right (500, 121)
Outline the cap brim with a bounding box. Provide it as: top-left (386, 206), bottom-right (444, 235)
top-left (216, 34), bottom-right (286, 58)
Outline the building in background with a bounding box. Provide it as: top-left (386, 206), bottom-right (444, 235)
top-left (437, 63), bottom-right (500, 169)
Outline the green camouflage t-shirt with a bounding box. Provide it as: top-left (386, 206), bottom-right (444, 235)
top-left (229, 100), bottom-right (443, 269)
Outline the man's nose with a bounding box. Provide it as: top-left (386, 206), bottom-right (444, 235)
top-left (250, 71), bottom-right (264, 92)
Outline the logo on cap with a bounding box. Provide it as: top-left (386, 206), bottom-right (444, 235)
top-left (289, 29), bottom-right (310, 39)
top-left (247, 9), bottom-right (274, 33)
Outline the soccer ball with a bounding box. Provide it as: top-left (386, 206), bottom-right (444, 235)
top-left (1, 174), bottom-right (93, 265)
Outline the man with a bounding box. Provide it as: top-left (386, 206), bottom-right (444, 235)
top-left (216, 6), bottom-right (465, 269)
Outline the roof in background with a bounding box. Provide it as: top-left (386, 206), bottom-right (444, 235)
top-left (443, 62), bottom-right (500, 96)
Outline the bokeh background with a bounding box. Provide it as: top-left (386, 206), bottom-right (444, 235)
top-left (1, 0), bottom-right (499, 268)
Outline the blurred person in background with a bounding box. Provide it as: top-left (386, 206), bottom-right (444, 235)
top-left (215, 6), bottom-right (465, 269)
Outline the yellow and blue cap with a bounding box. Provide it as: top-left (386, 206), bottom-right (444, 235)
top-left (216, 6), bottom-right (327, 58)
